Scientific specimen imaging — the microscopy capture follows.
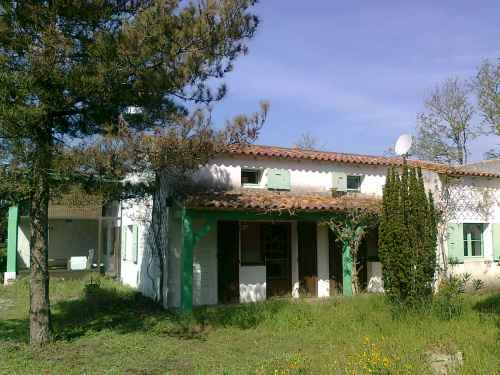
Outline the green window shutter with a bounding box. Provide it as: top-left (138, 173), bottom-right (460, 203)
top-left (267, 169), bottom-right (291, 190)
top-left (121, 225), bottom-right (127, 261)
top-left (492, 224), bottom-right (500, 261)
top-left (132, 225), bottom-right (139, 264)
top-left (332, 172), bottom-right (347, 192)
top-left (447, 223), bottom-right (464, 264)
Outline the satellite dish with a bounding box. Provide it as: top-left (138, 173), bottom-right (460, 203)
top-left (394, 134), bottom-right (413, 156)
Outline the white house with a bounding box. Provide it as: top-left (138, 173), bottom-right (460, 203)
top-left (5, 144), bottom-right (500, 310)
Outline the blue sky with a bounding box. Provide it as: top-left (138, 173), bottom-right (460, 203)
top-left (211, 1), bottom-right (500, 161)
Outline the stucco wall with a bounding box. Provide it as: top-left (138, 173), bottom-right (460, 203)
top-left (197, 156), bottom-right (388, 196)
top-left (119, 198), bottom-right (185, 309)
top-left (120, 199), bottom-right (162, 304)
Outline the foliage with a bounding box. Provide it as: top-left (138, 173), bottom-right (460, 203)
top-left (326, 208), bottom-right (379, 294)
top-left (1, 277), bottom-right (498, 374)
top-left (414, 78), bottom-right (477, 165)
top-left (378, 164), bottom-right (438, 308)
top-left (475, 59), bottom-right (500, 135)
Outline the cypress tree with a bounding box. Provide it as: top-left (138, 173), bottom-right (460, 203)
top-left (379, 164), bottom-right (437, 307)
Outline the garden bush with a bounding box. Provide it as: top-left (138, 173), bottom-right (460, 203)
top-left (433, 273), bottom-right (485, 320)
top-left (433, 276), bottom-right (465, 320)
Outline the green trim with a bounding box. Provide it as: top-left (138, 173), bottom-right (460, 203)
top-left (180, 210), bottom-right (216, 312)
top-left (342, 241), bottom-right (352, 296)
top-left (6, 206), bottom-right (19, 273)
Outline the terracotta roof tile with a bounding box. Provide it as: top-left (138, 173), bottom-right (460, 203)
top-left (223, 145), bottom-right (500, 178)
top-left (185, 190), bottom-right (381, 214)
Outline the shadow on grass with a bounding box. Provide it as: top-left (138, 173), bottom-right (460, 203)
top-left (0, 283), bottom-right (288, 344)
top-left (473, 293), bottom-right (500, 316)
top-left (0, 319), bottom-right (29, 343)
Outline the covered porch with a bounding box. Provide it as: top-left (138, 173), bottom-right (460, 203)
top-left (4, 200), bottom-right (120, 284)
top-left (179, 190), bottom-right (382, 311)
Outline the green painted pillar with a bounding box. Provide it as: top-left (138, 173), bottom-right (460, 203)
top-left (6, 206), bottom-right (19, 275)
top-left (342, 241), bottom-right (352, 296)
top-left (181, 211), bottom-right (194, 312)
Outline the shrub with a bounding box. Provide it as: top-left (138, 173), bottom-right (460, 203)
top-left (433, 273), bottom-right (484, 320)
top-left (433, 275), bottom-right (465, 320)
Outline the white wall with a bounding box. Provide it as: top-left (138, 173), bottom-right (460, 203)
top-left (240, 266), bottom-right (266, 303)
top-left (367, 262), bottom-right (384, 293)
top-left (197, 156), bottom-right (388, 196)
top-left (120, 198), bottom-right (163, 305)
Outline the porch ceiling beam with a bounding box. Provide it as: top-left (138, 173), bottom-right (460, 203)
top-left (186, 209), bottom-right (343, 223)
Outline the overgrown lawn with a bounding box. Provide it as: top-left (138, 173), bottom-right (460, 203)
top-left (0, 276), bottom-right (498, 374)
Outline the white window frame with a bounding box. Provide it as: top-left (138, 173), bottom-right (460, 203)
top-left (463, 223), bottom-right (485, 258)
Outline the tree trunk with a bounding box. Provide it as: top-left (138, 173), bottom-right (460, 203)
top-left (351, 251), bottom-right (359, 295)
top-left (29, 139), bottom-right (52, 346)
top-left (150, 171), bottom-right (170, 306)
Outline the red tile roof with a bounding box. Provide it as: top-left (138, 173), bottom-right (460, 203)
top-left (185, 190), bottom-right (381, 214)
top-left (224, 145), bottom-right (500, 178)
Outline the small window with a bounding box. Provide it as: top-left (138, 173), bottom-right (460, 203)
top-left (241, 169), bottom-right (261, 186)
top-left (463, 223), bottom-right (484, 257)
top-left (347, 175), bottom-right (362, 192)
top-left (240, 222), bottom-right (264, 265)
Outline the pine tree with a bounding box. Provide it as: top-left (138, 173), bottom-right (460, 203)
top-left (0, 0), bottom-right (260, 346)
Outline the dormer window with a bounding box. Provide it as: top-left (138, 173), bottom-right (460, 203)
top-left (241, 169), bottom-right (261, 187)
top-left (346, 175), bottom-right (362, 192)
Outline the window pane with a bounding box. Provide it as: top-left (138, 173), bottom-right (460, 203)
top-left (241, 170), bottom-right (260, 185)
top-left (347, 176), bottom-right (361, 191)
top-left (463, 223), bottom-right (483, 241)
top-left (240, 222), bottom-right (263, 264)
top-left (471, 241), bottom-right (482, 256)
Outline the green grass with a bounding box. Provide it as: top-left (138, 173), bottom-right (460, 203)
top-left (0, 276), bottom-right (498, 375)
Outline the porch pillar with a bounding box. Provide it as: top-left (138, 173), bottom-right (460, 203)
top-left (342, 241), bottom-right (352, 296)
top-left (181, 212), bottom-right (195, 311)
top-left (5, 206), bottom-right (19, 284)
top-left (180, 210), bottom-right (216, 312)
top-left (97, 217), bottom-right (102, 274)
